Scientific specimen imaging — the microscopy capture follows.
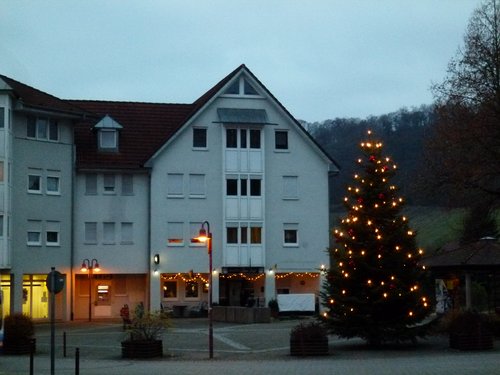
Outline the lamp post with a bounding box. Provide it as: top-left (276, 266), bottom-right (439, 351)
top-left (195, 221), bottom-right (213, 359)
top-left (80, 258), bottom-right (100, 322)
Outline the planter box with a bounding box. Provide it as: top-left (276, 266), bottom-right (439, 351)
top-left (121, 340), bottom-right (163, 358)
top-left (450, 332), bottom-right (493, 350)
top-left (3, 338), bottom-right (36, 355)
top-left (212, 306), bottom-right (271, 323)
top-left (290, 337), bottom-right (329, 356)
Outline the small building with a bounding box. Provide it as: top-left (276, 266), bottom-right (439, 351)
top-left (421, 238), bottom-right (500, 312)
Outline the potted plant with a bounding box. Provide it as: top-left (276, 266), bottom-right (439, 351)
top-left (446, 310), bottom-right (493, 350)
top-left (3, 313), bottom-right (36, 355)
top-left (121, 308), bottom-right (171, 359)
top-left (268, 299), bottom-right (279, 318)
top-left (290, 321), bottom-right (329, 356)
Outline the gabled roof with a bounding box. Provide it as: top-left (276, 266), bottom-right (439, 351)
top-left (0, 74), bottom-right (84, 116)
top-left (421, 239), bottom-right (500, 269)
top-left (66, 64), bottom-right (337, 171)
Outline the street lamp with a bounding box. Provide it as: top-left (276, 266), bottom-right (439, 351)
top-left (195, 221), bottom-right (213, 359)
top-left (81, 258), bottom-right (100, 322)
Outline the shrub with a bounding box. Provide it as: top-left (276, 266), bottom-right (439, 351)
top-left (127, 310), bottom-right (171, 342)
top-left (444, 309), bottom-right (491, 335)
top-left (4, 313), bottom-right (34, 344)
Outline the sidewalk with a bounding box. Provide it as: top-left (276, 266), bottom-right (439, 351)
top-left (1, 318), bottom-right (499, 374)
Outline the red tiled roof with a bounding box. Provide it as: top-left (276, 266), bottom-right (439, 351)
top-left (68, 65), bottom-right (245, 170)
top-left (69, 101), bottom-right (194, 169)
top-left (0, 74), bottom-right (84, 115)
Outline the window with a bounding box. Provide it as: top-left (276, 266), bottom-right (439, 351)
top-left (189, 174), bottom-right (205, 197)
top-left (240, 129), bottom-right (247, 148)
top-left (84, 222), bottom-right (97, 243)
top-left (163, 281), bottom-right (178, 299)
top-left (27, 220), bottom-right (42, 246)
top-left (28, 174), bottom-right (41, 193)
top-left (284, 224), bottom-right (298, 246)
top-left (227, 227), bottom-right (238, 244)
top-left (27, 117), bottom-right (58, 141)
top-left (241, 226), bottom-right (248, 244)
top-left (121, 222), bottom-right (133, 244)
top-left (284, 230), bottom-right (298, 245)
top-left (46, 221), bottom-right (60, 246)
top-left (244, 78), bottom-right (259, 95)
top-left (46, 176), bottom-right (60, 195)
top-left (226, 179), bottom-right (238, 195)
top-left (121, 174), bottom-right (134, 195)
top-left (27, 231), bottom-right (41, 245)
top-left (37, 118), bottom-right (48, 139)
top-left (103, 174), bottom-right (115, 193)
top-left (0, 107), bottom-right (4, 128)
top-left (250, 226), bottom-right (262, 244)
top-left (167, 222), bottom-right (183, 245)
top-left (193, 128), bottom-right (207, 148)
top-left (99, 129), bottom-right (118, 150)
top-left (85, 173), bottom-right (97, 195)
top-left (46, 231), bottom-right (60, 246)
top-left (27, 117), bottom-right (36, 138)
top-left (226, 129), bottom-right (237, 148)
top-left (48, 120), bottom-right (59, 141)
top-left (224, 80), bottom-right (240, 95)
top-left (185, 281), bottom-right (199, 298)
top-left (0, 215), bottom-right (4, 237)
top-left (103, 222), bottom-right (115, 244)
top-left (283, 176), bottom-right (298, 199)
top-left (240, 178), bottom-right (247, 196)
top-left (250, 179), bottom-right (261, 196)
top-left (250, 129), bottom-right (261, 149)
top-left (167, 173), bottom-right (183, 197)
top-left (0, 161), bottom-right (3, 182)
top-left (275, 130), bottom-right (288, 150)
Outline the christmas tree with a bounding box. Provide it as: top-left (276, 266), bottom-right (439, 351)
top-left (322, 130), bottom-right (431, 345)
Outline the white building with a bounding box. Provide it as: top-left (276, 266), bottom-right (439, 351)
top-left (0, 65), bottom-right (338, 320)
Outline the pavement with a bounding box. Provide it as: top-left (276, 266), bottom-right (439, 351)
top-left (0, 317), bottom-right (499, 374)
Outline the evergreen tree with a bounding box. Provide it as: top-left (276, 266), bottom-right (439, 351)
top-left (322, 130), bottom-right (431, 345)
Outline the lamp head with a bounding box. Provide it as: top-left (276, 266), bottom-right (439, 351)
top-left (81, 262), bottom-right (88, 272)
top-left (197, 228), bottom-right (208, 243)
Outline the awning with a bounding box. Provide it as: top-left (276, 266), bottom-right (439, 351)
top-left (216, 108), bottom-right (275, 125)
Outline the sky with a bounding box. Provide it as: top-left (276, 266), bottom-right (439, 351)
top-left (0, 0), bottom-right (481, 122)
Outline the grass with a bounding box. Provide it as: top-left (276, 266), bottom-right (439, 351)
top-left (330, 206), bottom-right (466, 253)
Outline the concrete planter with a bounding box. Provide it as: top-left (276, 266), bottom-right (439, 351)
top-left (121, 340), bottom-right (163, 358)
top-left (212, 306), bottom-right (271, 323)
top-left (3, 338), bottom-right (36, 355)
top-left (290, 337), bottom-right (329, 356)
top-left (450, 332), bottom-right (493, 350)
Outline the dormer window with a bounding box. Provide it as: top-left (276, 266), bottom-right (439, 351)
top-left (94, 115), bottom-right (123, 152)
top-left (224, 77), bottom-right (260, 96)
top-left (99, 130), bottom-right (118, 149)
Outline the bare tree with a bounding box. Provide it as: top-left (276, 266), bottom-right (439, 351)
top-left (425, 0), bottom-right (500, 205)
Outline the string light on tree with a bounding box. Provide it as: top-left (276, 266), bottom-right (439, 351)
top-left (321, 129), bottom-right (431, 345)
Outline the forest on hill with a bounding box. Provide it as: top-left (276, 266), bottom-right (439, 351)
top-left (303, 105), bottom-right (437, 209)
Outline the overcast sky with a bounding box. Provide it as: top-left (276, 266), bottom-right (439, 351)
top-left (0, 0), bottom-right (480, 122)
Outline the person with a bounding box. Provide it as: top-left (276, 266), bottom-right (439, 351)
top-left (120, 304), bottom-right (131, 330)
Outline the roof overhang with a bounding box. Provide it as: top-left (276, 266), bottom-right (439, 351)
top-left (214, 108), bottom-right (277, 125)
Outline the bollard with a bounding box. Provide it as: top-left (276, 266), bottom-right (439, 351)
top-left (29, 339), bottom-right (35, 375)
top-left (75, 347), bottom-right (80, 375)
top-left (63, 331), bottom-right (67, 357)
